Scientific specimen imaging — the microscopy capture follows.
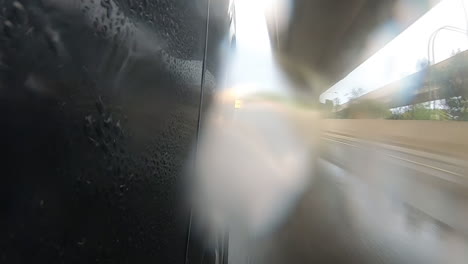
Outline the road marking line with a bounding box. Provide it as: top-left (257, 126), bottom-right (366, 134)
top-left (322, 136), bottom-right (463, 177)
top-left (385, 154), bottom-right (463, 177)
top-left (322, 137), bottom-right (358, 148)
top-left (323, 132), bottom-right (466, 167)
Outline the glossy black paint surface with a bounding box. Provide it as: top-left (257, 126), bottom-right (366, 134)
top-left (0, 0), bottom-right (228, 263)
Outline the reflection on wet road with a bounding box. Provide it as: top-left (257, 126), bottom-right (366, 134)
top-left (194, 99), bottom-right (313, 237)
top-left (247, 157), bottom-right (468, 264)
top-left (220, 100), bottom-right (468, 264)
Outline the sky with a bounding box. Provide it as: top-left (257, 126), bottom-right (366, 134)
top-left (320, 0), bottom-right (468, 104)
top-left (225, 0), bottom-right (292, 96)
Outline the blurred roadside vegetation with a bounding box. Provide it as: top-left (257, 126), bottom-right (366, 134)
top-left (322, 51), bottom-right (468, 121)
top-left (388, 103), bottom-right (451, 120)
top-left (323, 96), bottom-right (468, 120)
top-left (249, 91), bottom-right (316, 110)
top-left (248, 51), bottom-right (468, 120)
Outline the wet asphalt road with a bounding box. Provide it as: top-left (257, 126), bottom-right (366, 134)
top-left (243, 158), bottom-right (468, 264)
top-left (223, 102), bottom-right (468, 264)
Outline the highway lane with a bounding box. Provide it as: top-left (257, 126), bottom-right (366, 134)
top-left (246, 131), bottom-right (468, 263)
top-left (320, 133), bottom-right (468, 236)
top-left (195, 99), bottom-right (468, 263)
top-left (243, 128), bottom-right (468, 263)
top-left (247, 156), bottom-right (468, 264)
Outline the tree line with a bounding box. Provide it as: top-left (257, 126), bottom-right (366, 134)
top-left (323, 52), bottom-right (468, 121)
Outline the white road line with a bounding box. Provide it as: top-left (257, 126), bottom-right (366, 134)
top-left (322, 136), bottom-right (463, 177)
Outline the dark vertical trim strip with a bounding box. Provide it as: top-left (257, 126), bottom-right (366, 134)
top-left (197, 2), bottom-right (211, 142)
top-left (185, 0), bottom-right (211, 263)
